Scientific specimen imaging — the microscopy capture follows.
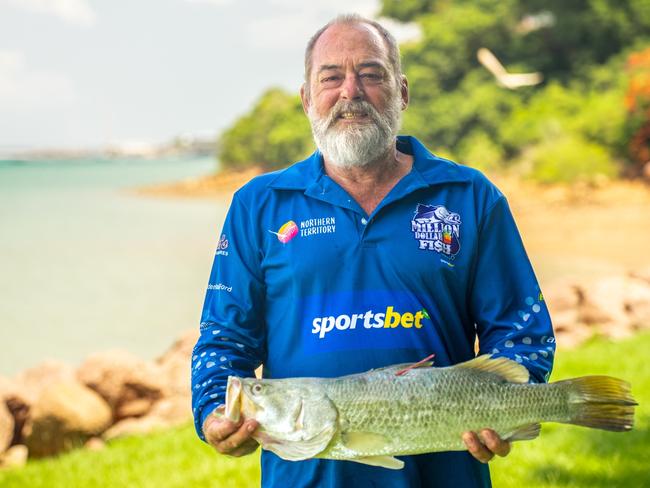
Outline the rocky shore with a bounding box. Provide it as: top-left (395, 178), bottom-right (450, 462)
top-left (0, 329), bottom-right (198, 468)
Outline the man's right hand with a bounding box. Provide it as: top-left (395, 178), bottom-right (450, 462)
top-left (203, 405), bottom-right (260, 457)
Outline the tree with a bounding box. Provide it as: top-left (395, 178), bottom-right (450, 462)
top-left (218, 88), bottom-right (313, 171)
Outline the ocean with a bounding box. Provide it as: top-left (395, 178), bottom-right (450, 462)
top-left (0, 157), bottom-right (228, 376)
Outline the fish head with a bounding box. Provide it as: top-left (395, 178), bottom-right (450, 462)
top-left (225, 376), bottom-right (338, 461)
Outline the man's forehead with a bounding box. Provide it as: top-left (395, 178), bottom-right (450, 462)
top-left (311, 22), bottom-right (388, 64)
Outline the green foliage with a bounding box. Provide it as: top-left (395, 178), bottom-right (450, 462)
top-left (1, 332), bottom-right (648, 487)
top-left (525, 134), bottom-right (618, 184)
top-left (387, 0), bottom-right (650, 182)
top-left (218, 88), bottom-right (314, 171)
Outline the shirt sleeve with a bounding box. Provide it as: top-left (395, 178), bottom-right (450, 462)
top-left (469, 196), bottom-right (555, 383)
top-left (191, 191), bottom-right (266, 441)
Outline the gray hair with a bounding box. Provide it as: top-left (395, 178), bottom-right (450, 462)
top-left (303, 14), bottom-right (403, 97)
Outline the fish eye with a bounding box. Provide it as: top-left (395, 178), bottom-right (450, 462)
top-left (251, 383), bottom-right (263, 395)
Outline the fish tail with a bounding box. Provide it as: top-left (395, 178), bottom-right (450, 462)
top-left (558, 376), bottom-right (637, 432)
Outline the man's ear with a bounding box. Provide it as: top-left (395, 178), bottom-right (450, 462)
top-left (300, 84), bottom-right (310, 115)
top-left (400, 75), bottom-right (409, 110)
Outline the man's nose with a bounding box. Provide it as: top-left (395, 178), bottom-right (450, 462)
top-left (340, 73), bottom-right (363, 101)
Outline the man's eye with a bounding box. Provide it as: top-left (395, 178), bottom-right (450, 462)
top-left (321, 76), bottom-right (340, 83)
top-left (360, 73), bottom-right (381, 80)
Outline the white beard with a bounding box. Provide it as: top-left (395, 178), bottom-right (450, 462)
top-left (308, 92), bottom-right (403, 169)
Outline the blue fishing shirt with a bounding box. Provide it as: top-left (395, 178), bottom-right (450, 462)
top-left (191, 136), bottom-right (555, 488)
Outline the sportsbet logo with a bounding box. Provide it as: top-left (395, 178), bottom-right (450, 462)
top-left (312, 306), bottom-right (430, 339)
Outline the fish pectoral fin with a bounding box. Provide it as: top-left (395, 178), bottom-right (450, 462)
top-left (341, 431), bottom-right (391, 452)
top-left (349, 455), bottom-right (404, 470)
top-left (455, 355), bottom-right (529, 383)
top-left (502, 423), bottom-right (541, 442)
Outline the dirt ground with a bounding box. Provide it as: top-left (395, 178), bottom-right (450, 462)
top-left (139, 170), bottom-right (650, 288)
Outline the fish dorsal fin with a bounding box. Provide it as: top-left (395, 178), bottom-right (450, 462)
top-left (349, 455), bottom-right (405, 470)
top-left (370, 360), bottom-right (434, 375)
top-left (455, 355), bottom-right (529, 383)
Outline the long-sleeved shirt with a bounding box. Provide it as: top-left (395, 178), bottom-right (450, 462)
top-left (191, 136), bottom-right (555, 488)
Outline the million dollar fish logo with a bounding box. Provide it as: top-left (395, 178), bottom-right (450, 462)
top-left (411, 204), bottom-right (462, 256)
top-left (269, 220), bottom-right (299, 244)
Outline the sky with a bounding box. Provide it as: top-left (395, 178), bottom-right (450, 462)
top-left (0, 0), bottom-right (419, 151)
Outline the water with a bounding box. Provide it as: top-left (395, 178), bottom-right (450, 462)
top-left (0, 157), bottom-right (228, 376)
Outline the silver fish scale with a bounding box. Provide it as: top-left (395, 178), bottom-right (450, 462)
top-left (320, 367), bottom-right (570, 458)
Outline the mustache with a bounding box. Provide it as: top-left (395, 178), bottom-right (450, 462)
top-left (322, 100), bottom-right (382, 129)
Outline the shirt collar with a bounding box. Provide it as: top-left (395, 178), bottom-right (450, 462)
top-left (266, 135), bottom-right (471, 191)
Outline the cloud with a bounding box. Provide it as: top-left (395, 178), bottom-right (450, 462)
top-left (0, 49), bottom-right (77, 110)
top-left (4, 0), bottom-right (96, 27)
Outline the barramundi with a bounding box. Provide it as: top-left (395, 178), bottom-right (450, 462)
top-left (223, 355), bottom-right (637, 470)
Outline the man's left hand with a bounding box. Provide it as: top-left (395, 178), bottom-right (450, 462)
top-left (462, 429), bottom-right (511, 463)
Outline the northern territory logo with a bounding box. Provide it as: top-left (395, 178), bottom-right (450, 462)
top-left (411, 204), bottom-right (461, 256)
top-left (269, 220), bottom-right (299, 243)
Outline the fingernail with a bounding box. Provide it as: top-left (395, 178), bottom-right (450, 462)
top-left (247, 422), bottom-right (256, 433)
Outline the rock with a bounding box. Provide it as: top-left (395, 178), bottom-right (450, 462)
top-left (156, 329), bottom-right (199, 397)
top-left (103, 396), bottom-right (191, 441)
top-left (14, 360), bottom-right (76, 404)
top-left (24, 380), bottom-right (112, 458)
top-left (102, 415), bottom-right (166, 440)
top-left (543, 282), bottom-right (581, 317)
top-left (0, 445), bottom-right (28, 469)
top-left (0, 401), bottom-right (14, 454)
top-left (84, 437), bottom-right (105, 451)
top-left (77, 350), bottom-right (165, 421)
top-left (0, 376), bottom-right (30, 446)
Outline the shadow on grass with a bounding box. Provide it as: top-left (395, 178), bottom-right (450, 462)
top-left (529, 416), bottom-right (649, 488)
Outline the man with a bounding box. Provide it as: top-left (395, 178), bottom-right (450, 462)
top-left (192, 14), bottom-right (555, 488)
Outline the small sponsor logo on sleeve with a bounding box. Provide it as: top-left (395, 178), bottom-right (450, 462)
top-left (216, 234), bottom-right (229, 256)
top-left (207, 283), bottom-right (232, 292)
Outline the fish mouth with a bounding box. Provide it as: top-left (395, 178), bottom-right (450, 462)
top-left (224, 377), bottom-right (241, 423)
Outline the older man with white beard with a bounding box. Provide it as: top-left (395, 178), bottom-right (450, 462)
top-left (191, 14), bottom-right (555, 488)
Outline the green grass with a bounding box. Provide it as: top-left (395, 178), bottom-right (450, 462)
top-left (1, 332), bottom-right (648, 487)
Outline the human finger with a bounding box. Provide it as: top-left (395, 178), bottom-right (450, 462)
top-left (214, 419), bottom-right (259, 455)
top-left (480, 429), bottom-right (511, 457)
top-left (462, 431), bottom-right (494, 463)
top-left (203, 407), bottom-right (241, 445)
top-left (227, 437), bottom-right (260, 457)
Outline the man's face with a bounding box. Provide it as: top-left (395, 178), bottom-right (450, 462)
top-left (301, 23), bottom-right (408, 168)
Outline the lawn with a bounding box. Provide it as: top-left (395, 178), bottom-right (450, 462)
top-left (1, 332), bottom-right (648, 487)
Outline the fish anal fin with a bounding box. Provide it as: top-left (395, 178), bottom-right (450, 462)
top-left (502, 423), bottom-right (541, 442)
top-left (349, 455), bottom-right (404, 470)
top-left (341, 431), bottom-right (391, 452)
top-left (456, 355), bottom-right (529, 383)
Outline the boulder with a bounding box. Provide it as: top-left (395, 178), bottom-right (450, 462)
top-left (14, 360), bottom-right (76, 404)
top-left (0, 401), bottom-right (13, 454)
top-left (0, 445), bottom-right (28, 469)
top-left (23, 380), bottom-right (112, 458)
top-left (103, 396), bottom-right (191, 440)
top-left (543, 282), bottom-right (581, 317)
top-left (0, 376), bottom-right (30, 446)
top-left (84, 437), bottom-right (105, 451)
top-left (77, 350), bottom-right (165, 421)
top-left (156, 329), bottom-right (199, 397)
